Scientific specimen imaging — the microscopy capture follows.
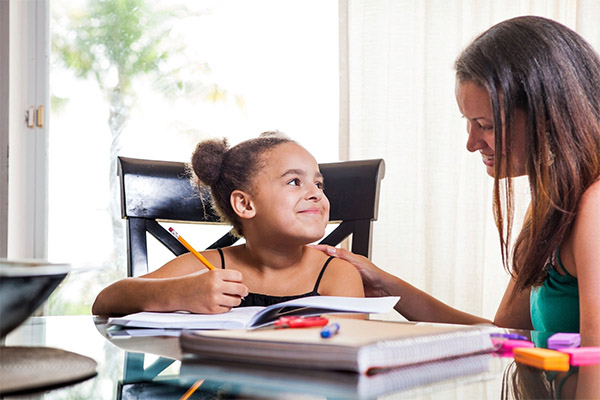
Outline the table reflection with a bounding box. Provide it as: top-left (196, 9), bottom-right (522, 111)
top-left (3, 316), bottom-right (598, 399)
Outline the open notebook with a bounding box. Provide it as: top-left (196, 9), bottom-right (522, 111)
top-left (180, 317), bottom-right (495, 374)
top-left (107, 296), bottom-right (400, 330)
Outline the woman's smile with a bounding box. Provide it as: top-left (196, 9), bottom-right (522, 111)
top-left (481, 152), bottom-right (494, 167)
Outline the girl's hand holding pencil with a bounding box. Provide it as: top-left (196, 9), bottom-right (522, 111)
top-left (172, 268), bottom-right (248, 314)
top-left (167, 227), bottom-right (247, 314)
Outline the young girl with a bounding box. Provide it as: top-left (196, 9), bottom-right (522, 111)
top-left (92, 132), bottom-right (364, 316)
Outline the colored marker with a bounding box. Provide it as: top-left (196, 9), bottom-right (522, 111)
top-left (490, 332), bottom-right (528, 341)
top-left (558, 347), bottom-right (600, 366)
top-left (320, 322), bottom-right (340, 338)
top-left (274, 316), bottom-right (329, 328)
top-left (513, 348), bottom-right (570, 371)
top-left (547, 333), bottom-right (581, 349)
top-left (493, 338), bottom-right (535, 356)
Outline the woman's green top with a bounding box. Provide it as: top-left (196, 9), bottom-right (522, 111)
top-left (530, 248), bottom-right (579, 333)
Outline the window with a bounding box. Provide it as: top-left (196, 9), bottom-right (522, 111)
top-left (48, 0), bottom-right (339, 314)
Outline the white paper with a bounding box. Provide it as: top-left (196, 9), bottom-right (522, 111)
top-left (107, 296), bottom-right (400, 330)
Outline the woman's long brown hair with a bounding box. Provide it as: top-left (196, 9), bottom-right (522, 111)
top-left (455, 16), bottom-right (600, 296)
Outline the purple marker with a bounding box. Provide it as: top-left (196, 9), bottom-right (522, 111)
top-left (548, 333), bottom-right (581, 349)
top-left (490, 333), bottom-right (528, 341)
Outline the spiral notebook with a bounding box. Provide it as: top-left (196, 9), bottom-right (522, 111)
top-left (179, 353), bottom-right (496, 399)
top-left (180, 317), bottom-right (495, 374)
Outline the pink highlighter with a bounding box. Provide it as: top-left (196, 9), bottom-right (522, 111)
top-left (493, 338), bottom-right (535, 357)
top-left (558, 347), bottom-right (600, 366)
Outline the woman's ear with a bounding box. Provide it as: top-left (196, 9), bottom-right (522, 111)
top-left (231, 190), bottom-right (256, 219)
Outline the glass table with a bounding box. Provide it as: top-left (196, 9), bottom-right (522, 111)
top-left (2, 316), bottom-right (595, 399)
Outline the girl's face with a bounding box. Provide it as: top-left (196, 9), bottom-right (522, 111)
top-left (249, 142), bottom-right (330, 244)
top-left (455, 80), bottom-right (528, 178)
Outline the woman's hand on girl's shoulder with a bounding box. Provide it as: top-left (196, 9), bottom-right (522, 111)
top-left (310, 244), bottom-right (390, 296)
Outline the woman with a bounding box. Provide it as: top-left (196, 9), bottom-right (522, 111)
top-left (315, 16), bottom-right (600, 398)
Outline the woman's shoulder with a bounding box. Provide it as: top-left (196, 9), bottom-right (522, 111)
top-left (580, 178), bottom-right (600, 203)
top-left (576, 178), bottom-right (600, 222)
top-left (566, 177), bottom-right (600, 273)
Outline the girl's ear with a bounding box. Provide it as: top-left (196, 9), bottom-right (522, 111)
top-left (230, 190), bottom-right (256, 219)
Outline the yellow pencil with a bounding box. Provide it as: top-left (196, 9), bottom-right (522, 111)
top-left (168, 227), bottom-right (215, 270)
top-left (179, 379), bottom-right (204, 400)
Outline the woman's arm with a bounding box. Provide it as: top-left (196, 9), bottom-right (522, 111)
top-left (570, 180), bottom-right (600, 343)
top-left (567, 180), bottom-right (600, 400)
top-left (493, 278), bottom-right (533, 329)
top-left (91, 253), bottom-right (248, 316)
top-left (311, 245), bottom-right (494, 325)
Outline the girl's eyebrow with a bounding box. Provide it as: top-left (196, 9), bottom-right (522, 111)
top-left (280, 169), bottom-right (324, 180)
top-left (280, 169), bottom-right (305, 178)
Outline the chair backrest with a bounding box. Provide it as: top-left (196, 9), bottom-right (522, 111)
top-left (118, 156), bottom-right (385, 277)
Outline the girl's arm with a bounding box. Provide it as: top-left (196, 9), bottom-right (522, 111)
top-left (91, 253), bottom-right (248, 316)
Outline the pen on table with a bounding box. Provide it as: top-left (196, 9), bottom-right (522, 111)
top-left (320, 322), bottom-right (340, 338)
top-left (168, 227), bottom-right (215, 270)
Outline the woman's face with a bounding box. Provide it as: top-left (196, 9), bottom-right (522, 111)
top-left (455, 80), bottom-right (528, 178)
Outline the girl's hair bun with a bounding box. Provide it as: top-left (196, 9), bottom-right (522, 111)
top-left (191, 138), bottom-right (229, 187)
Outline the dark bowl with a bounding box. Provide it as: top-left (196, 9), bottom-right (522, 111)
top-left (0, 260), bottom-right (71, 339)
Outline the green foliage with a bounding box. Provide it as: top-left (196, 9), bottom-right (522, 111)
top-left (52, 0), bottom-right (240, 107)
top-left (53, 0), bottom-right (174, 94)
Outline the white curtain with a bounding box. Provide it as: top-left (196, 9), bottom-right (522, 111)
top-left (342, 0), bottom-right (600, 321)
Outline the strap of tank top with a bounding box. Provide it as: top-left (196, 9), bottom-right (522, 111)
top-left (313, 256), bottom-right (334, 292)
top-left (217, 248), bottom-right (225, 269)
top-left (555, 247), bottom-right (570, 276)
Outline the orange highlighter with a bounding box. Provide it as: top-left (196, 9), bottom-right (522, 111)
top-left (513, 348), bottom-right (570, 371)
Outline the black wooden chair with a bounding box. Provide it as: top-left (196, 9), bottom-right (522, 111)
top-left (117, 156), bottom-right (385, 278)
top-left (116, 155), bottom-right (385, 394)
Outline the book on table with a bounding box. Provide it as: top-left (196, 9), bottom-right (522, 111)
top-left (179, 317), bottom-right (495, 374)
top-left (107, 295), bottom-right (400, 330)
top-left (179, 352), bottom-right (497, 400)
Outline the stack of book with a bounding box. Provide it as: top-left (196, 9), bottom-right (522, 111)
top-left (179, 317), bottom-right (495, 374)
top-left (108, 296), bottom-right (497, 398)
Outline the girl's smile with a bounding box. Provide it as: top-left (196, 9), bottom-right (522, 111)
top-left (298, 207), bottom-right (321, 214)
